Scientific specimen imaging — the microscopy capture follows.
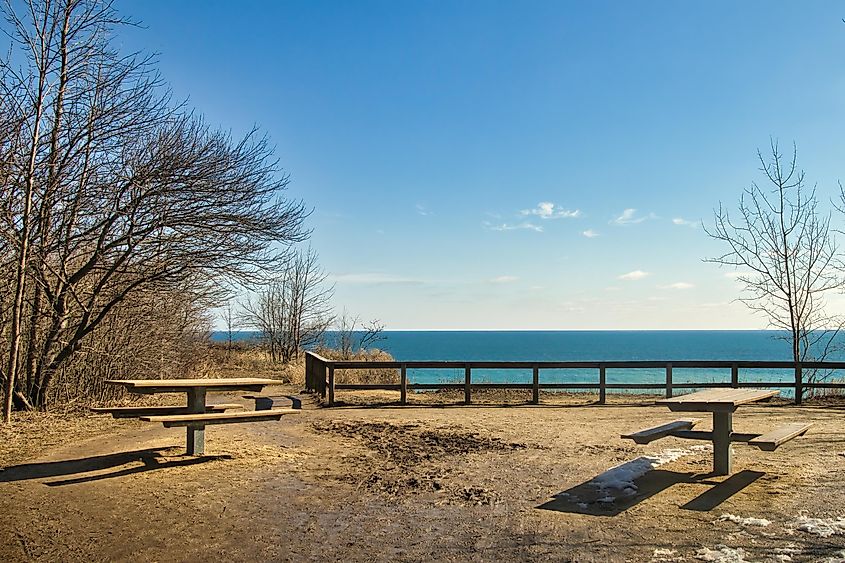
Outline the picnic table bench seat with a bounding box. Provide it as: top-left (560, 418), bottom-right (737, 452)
top-left (140, 409), bottom-right (300, 427)
top-left (90, 404), bottom-right (243, 418)
top-left (748, 422), bottom-right (812, 451)
top-left (621, 418), bottom-right (701, 445)
top-left (242, 394), bottom-right (302, 410)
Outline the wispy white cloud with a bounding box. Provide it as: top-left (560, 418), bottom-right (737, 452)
top-left (490, 275), bottom-right (519, 284)
top-left (416, 204), bottom-right (431, 216)
top-left (582, 229), bottom-right (599, 238)
top-left (672, 217), bottom-right (698, 228)
top-left (330, 273), bottom-right (423, 285)
top-left (659, 282), bottom-right (695, 290)
top-left (521, 202), bottom-right (582, 220)
top-left (484, 221), bottom-right (543, 232)
top-left (612, 208), bottom-right (654, 225)
top-left (619, 270), bottom-right (650, 281)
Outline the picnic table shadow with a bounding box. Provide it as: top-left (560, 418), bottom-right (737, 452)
top-left (537, 458), bottom-right (765, 517)
top-left (0, 447), bottom-right (232, 487)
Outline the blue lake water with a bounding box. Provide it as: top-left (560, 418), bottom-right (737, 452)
top-left (211, 330), bottom-right (845, 392)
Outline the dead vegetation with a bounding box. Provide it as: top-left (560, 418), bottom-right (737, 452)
top-left (311, 420), bottom-right (528, 504)
top-left (204, 344), bottom-right (399, 387)
top-left (313, 348), bottom-right (400, 385)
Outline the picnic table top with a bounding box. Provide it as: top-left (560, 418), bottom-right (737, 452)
top-left (657, 388), bottom-right (779, 411)
top-left (105, 378), bottom-right (279, 392)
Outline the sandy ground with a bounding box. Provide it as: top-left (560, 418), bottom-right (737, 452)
top-left (1, 388), bottom-right (844, 562)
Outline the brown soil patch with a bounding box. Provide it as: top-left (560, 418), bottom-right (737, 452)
top-left (1, 388), bottom-right (844, 562)
top-left (311, 420), bottom-right (529, 502)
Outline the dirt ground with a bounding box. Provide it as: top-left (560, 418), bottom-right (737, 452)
top-left (1, 388), bottom-right (844, 562)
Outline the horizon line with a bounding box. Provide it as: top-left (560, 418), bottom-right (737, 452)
top-left (212, 327), bottom-right (788, 332)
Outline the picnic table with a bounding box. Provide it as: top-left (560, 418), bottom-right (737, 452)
top-left (99, 378), bottom-right (299, 455)
top-left (622, 389), bottom-right (811, 475)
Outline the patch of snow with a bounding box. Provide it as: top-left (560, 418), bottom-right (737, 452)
top-left (576, 502), bottom-right (588, 509)
top-left (794, 516), bottom-right (845, 537)
top-left (591, 445), bottom-right (710, 497)
top-left (597, 495), bottom-right (615, 503)
top-left (718, 513), bottom-right (771, 527)
top-left (695, 545), bottom-right (747, 562)
top-left (652, 548), bottom-right (678, 561)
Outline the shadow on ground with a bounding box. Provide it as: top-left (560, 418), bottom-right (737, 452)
top-left (0, 447), bottom-right (231, 486)
top-left (537, 459), bottom-right (764, 517)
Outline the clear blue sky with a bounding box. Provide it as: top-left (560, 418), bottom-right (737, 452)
top-left (117, 0), bottom-right (845, 330)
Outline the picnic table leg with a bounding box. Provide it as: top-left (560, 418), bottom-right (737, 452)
top-left (712, 411), bottom-right (733, 476)
top-left (186, 388), bottom-right (207, 456)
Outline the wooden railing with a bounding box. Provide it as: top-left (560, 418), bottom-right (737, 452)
top-left (303, 351), bottom-right (845, 406)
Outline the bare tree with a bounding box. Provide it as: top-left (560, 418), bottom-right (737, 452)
top-left (0, 0), bottom-right (308, 418)
top-left (335, 309), bottom-right (385, 360)
top-left (241, 247), bottom-right (334, 364)
top-left (223, 302), bottom-right (236, 354)
top-left (706, 141), bottom-right (843, 403)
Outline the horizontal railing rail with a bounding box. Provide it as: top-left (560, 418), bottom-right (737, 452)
top-left (303, 351), bottom-right (845, 406)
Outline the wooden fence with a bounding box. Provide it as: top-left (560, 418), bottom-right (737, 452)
top-left (304, 351), bottom-right (845, 406)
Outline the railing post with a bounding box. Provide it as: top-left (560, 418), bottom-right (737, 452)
top-left (328, 365), bottom-right (335, 407)
top-left (317, 359), bottom-right (326, 399)
top-left (400, 363), bottom-right (407, 405)
top-left (532, 364), bottom-right (539, 405)
top-left (665, 363), bottom-right (673, 398)
top-left (305, 352), bottom-right (313, 392)
top-left (599, 364), bottom-right (606, 405)
top-left (795, 364), bottom-right (803, 405)
top-left (464, 364), bottom-right (471, 405)
top-left (731, 363), bottom-right (739, 389)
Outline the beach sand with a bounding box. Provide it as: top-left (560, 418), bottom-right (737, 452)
top-left (1, 388), bottom-right (843, 562)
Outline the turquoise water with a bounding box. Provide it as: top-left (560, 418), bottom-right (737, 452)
top-left (212, 330), bottom-right (845, 392)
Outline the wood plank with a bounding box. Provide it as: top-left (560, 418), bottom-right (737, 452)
top-left (657, 388), bottom-right (779, 408)
top-left (107, 378), bottom-right (278, 388)
top-left (242, 395), bottom-right (304, 411)
top-left (749, 423), bottom-right (812, 451)
top-left (140, 409), bottom-right (299, 427)
top-left (621, 418), bottom-right (701, 445)
top-left (90, 404), bottom-right (242, 418)
top-left (660, 389), bottom-right (744, 402)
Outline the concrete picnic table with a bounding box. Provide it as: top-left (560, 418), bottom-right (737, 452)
top-left (104, 378), bottom-right (293, 455)
top-left (623, 388), bottom-right (811, 475)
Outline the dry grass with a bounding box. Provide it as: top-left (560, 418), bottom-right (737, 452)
top-left (203, 343), bottom-right (304, 383)
top-left (0, 410), bottom-right (122, 467)
top-left (806, 375), bottom-right (845, 398)
top-left (203, 344), bottom-right (399, 386)
top-left (313, 347), bottom-right (400, 385)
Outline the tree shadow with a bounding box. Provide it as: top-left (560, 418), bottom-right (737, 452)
top-left (0, 447), bottom-right (231, 486)
top-left (537, 461), bottom-right (764, 517)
